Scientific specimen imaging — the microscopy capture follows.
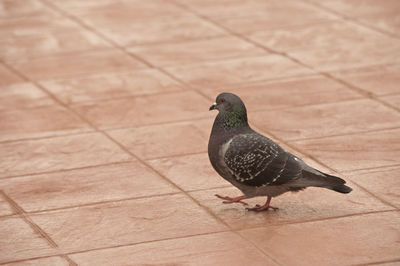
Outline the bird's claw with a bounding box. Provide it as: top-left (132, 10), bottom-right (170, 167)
top-left (215, 194), bottom-right (248, 205)
top-left (246, 205), bottom-right (279, 212)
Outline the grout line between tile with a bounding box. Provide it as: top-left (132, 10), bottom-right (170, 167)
top-left (60, 255), bottom-right (78, 266)
top-left (0, 190), bottom-right (59, 248)
top-left (169, 0), bottom-right (400, 117)
top-left (284, 126), bottom-right (400, 143)
top-left (348, 180), bottom-right (399, 211)
top-left (0, 159), bottom-right (134, 180)
top-left (235, 209), bottom-right (397, 231)
top-left (38, 0), bottom-right (153, 68)
top-left (342, 163), bottom-right (400, 174)
top-left (302, 0), bottom-right (400, 39)
top-left (0, 230), bottom-right (231, 265)
top-left (25, 191), bottom-right (182, 215)
top-left (351, 258), bottom-right (400, 266)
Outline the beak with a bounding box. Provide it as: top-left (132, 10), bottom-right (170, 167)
top-left (209, 102), bottom-right (217, 111)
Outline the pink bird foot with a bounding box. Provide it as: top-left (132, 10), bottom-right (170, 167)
top-left (215, 194), bottom-right (248, 206)
top-left (246, 197), bottom-right (278, 212)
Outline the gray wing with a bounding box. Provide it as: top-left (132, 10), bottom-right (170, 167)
top-left (224, 133), bottom-right (303, 187)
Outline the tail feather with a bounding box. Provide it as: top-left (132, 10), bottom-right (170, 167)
top-left (298, 168), bottom-right (353, 194)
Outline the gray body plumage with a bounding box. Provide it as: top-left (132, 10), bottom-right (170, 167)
top-left (208, 93), bottom-right (352, 200)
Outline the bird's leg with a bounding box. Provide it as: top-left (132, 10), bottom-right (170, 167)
top-left (215, 194), bottom-right (248, 206)
top-left (246, 196), bottom-right (278, 212)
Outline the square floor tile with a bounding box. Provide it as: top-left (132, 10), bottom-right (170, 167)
top-left (0, 132), bottom-right (131, 178)
top-left (288, 43), bottom-right (400, 72)
top-left (40, 69), bottom-right (184, 104)
top-left (203, 75), bottom-right (362, 113)
top-left (129, 36), bottom-right (266, 67)
top-left (9, 49), bottom-right (147, 80)
top-left (332, 64), bottom-right (400, 96)
top-left (379, 94), bottom-right (400, 110)
top-left (0, 161), bottom-right (178, 212)
top-left (239, 211), bottom-right (400, 266)
top-left (359, 12), bottom-right (400, 36)
top-left (347, 165), bottom-right (400, 208)
top-left (251, 98), bottom-right (400, 141)
top-left (3, 256), bottom-right (70, 266)
top-left (166, 55), bottom-right (314, 89)
top-left (248, 21), bottom-right (388, 52)
top-left (108, 119), bottom-right (213, 160)
top-left (30, 193), bottom-right (227, 253)
top-left (72, 90), bottom-right (211, 130)
top-left (0, 82), bottom-right (53, 110)
top-left (216, 4), bottom-right (336, 33)
top-left (0, 13), bottom-right (79, 39)
top-left (310, 0), bottom-right (400, 17)
top-left (0, 0), bottom-right (54, 19)
top-left (289, 128), bottom-right (400, 172)
top-left (189, 184), bottom-right (392, 230)
top-left (0, 29), bottom-right (110, 62)
top-left (147, 152), bottom-right (229, 192)
top-left (85, 14), bottom-right (226, 46)
top-left (70, 231), bottom-right (276, 266)
top-left (0, 216), bottom-right (57, 263)
top-left (0, 104), bottom-right (93, 142)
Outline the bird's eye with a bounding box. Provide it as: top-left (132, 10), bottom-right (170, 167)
top-left (220, 98), bottom-right (225, 103)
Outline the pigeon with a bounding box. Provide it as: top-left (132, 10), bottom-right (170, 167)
top-left (208, 92), bottom-right (352, 211)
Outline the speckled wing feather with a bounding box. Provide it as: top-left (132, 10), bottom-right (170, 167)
top-left (224, 133), bottom-right (303, 187)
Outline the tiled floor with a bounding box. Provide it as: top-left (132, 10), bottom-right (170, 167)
top-left (1, 0), bottom-right (399, 265)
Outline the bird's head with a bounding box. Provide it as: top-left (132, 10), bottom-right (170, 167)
top-left (209, 92), bottom-right (248, 129)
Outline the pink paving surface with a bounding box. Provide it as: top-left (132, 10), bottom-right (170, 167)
top-left (0, 0), bottom-right (400, 265)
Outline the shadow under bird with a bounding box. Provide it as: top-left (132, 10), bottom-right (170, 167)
top-left (208, 92), bottom-right (352, 211)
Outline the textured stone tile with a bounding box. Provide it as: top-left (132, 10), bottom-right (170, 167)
top-left (0, 82), bottom-right (53, 110)
top-left (290, 128), bottom-right (400, 172)
top-left (190, 184), bottom-right (392, 230)
top-left (129, 36), bottom-right (266, 67)
top-left (0, 104), bottom-right (92, 142)
top-left (332, 64), bottom-right (400, 96)
top-left (85, 13), bottom-right (226, 46)
top-left (289, 43), bottom-right (400, 72)
top-left (72, 90), bottom-right (211, 130)
top-left (217, 4), bottom-right (336, 33)
top-left (70, 0), bottom-right (185, 21)
top-left (147, 153), bottom-right (228, 192)
top-left (248, 21), bottom-right (389, 52)
top-left (30, 193), bottom-right (227, 253)
top-left (239, 212), bottom-right (400, 266)
top-left (203, 75), bottom-right (362, 113)
top-left (0, 161), bottom-right (177, 212)
top-left (3, 256), bottom-right (69, 266)
top-left (0, 132), bottom-right (131, 178)
top-left (70, 232), bottom-right (275, 266)
top-left (309, 0), bottom-right (400, 17)
top-left (0, 13), bottom-right (78, 38)
top-left (0, 29), bottom-right (110, 62)
top-left (0, 0), bottom-right (53, 18)
top-left (9, 49), bottom-right (146, 80)
top-left (380, 94), bottom-right (400, 110)
top-left (108, 119), bottom-right (212, 160)
top-left (251, 99), bottom-right (400, 141)
top-left (0, 193), bottom-right (14, 216)
top-left (166, 55), bottom-right (313, 89)
top-left (0, 64), bottom-right (22, 86)
top-left (0, 216), bottom-right (57, 263)
top-left (359, 12), bottom-right (400, 36)
top-left (347, 166), bottom-right (400, 208)
top-left (40, 69), bottom-right (183, 104)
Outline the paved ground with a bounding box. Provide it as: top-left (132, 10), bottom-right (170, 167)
top-left (1, 0), bottom-right (400, 265)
